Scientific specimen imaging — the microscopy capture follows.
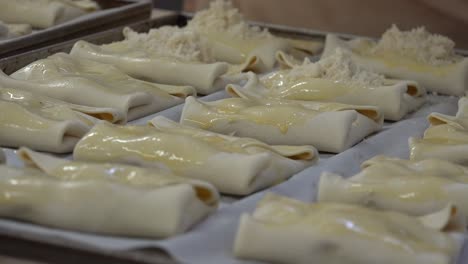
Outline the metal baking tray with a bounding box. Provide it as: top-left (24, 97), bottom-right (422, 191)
top-left (0, 11), bottom-right (467, 264)
top-left (0, 0), bottom-right (153, 58)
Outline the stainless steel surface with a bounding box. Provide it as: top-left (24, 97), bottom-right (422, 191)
top-left (0, 0), bottom-right (153, 58)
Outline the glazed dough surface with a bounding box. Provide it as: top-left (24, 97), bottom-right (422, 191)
top-left (0, 87), bottom-right (100, 153)
top-left (234, 193), bottom-right (462, 264)
top-left (181, 95), bottom-right (382, 152)
top-left (2, 53), bottom-right (195, 123)
top-left (318, 156), bottom-right (468, 219)
top-left (70, 40), bottom-right (229, 94)
top-left (186, 0), bottom-right (294, 72)
top-left (0, 148), bottom-right (218, 237)
top-left (74, 117), bottom-right (317, 195)
top-left (227, 50), bottom-right (426, 121)
top-left (410, 97), bottom-right (468, 165)
top-left (322, 28), bottom-right (468, 96)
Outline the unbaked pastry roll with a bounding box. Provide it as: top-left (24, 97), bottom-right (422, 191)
top-left (410, 97), bottom-right (468, 165)
top-left (234, 193), bottom-right (464, 264)
top-left (227, 49), bottom-right (426, 121)
top-left (0, 147), bottom-right (218, 237)
top-left (0, 53), bottom-right (195, 123)
top-left (186, 0), bottom-right (317, 72)
top-left (120, 26), bottom-right (266, 76)
top-left (70, 40), bottom-right (229, 94)
top-left (180, 94), bottom-right (382, 153)
top-left (0, 87), bottom-right (107, 153)
top-left (318, 156), bottom-right (468, 219)
top-left (73, 117), bottom-right (318, 195)
top-left (0, 0), bottom-right (99, 29)
top-left (322, 25), bottom-right (468, 96)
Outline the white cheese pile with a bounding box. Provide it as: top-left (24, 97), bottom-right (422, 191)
top-left (122, 26), bottom-right (214, 63)
top-left (287, 48), bottom-right (386, 87)
top-left (187, 0), bottom-right (271, 40)
top-left (371, 24), bottom-right (462, 66)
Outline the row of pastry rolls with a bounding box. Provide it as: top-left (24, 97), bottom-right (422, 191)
top-left (163, 4), bottom-right (439, 156)
top-left (231, 23), bottom-right (468, 263)
top-left (0, 115), bottom-right (319, 237)
top-left (177, 47), bottom-right (420, 153)
top-left (0, 0), bottom-right (324, 239)
top-left (0, 53), bottom-right (197, 152)
top-left (69, 0), bottom-right (323, 94)
top-left (185, 20), bottom-right (468, 157)
top-left (235, 149), bottom-right (468, 263)
top-left (0, 0), bottom-right (323, 152)
top-left (233, 99), bottom-right (468, 263)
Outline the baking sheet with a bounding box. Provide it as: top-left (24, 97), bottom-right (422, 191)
top-left (1, 94), bottom-right (467, 264)
top-left (0, 13), bottom-right (467, 264)
top-left (0, 0), bottom-right (152, 57)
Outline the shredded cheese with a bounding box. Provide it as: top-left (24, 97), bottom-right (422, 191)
top-left (371, 24), bottom-right (462, 66)
top-left (122, 26), bottom-right (214, 62)
top-left (287, 48), bottom-right (386, 87)
top-left (187, 0), bottom-right (271, 40)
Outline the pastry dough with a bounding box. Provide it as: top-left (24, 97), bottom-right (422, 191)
top-left (318, 156), bottom-right (468, 219)
top-left (0, 147), bottom-right (218, 238)
top-left (227, 49), bottom-right (426, 121)
top-left (186, 0), bottom-right (314, 72)
top-left (0, 53), bottom-right (195, 123)
top-left (410, 97), bottom-right (468, 165)
top-left (70, 40), bottom-right (230, 94)
top-left (322, 26), bottom-right (468, 96)
top-left (180, 93), bottom-right (382, 153)
top-left (0, 0), bottom-right (99, 29)
top-left (0, 87), bottom-right (107, 153)
top-left (120, 26), bottom-right (262, 76)
top-left (73, 117), bottom-right (318, 195)
top-left (234, 193), bottom-right (464, 264)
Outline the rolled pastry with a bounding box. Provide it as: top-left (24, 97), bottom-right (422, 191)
top-left (318, 155), bottom-right (468, 220)
top-left (234, 193), bottom-right (464, 264)
top-left (0, 0), bottom-right (99, 29)
top-left (227, 49), bottom-right (426, 121)
top-left (0, 87), bottom-right (116, 153)
top-left (322, 25), bottom-right (468, 96)
top-left (180, 94), bottom-right (382, 153)
top-left (70, 40), bottom-right (229, 94)
top-left (73, 117), bottom-right (318, 195)
top-left (0, 53), bottom-right (196, 123)
top-left (410, 97), bottom-right (468, 165)
top-left (186, 0), bottom-right (313, 72)
top-left (121, 26), bottom-right (260, 76)
top-left (0, 147), bottom-right (218, 238)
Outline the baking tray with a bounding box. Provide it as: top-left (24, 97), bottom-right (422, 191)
top-left (0, 0), bottom-right (153, 58)
top-left (0, 12), bottom-right (467, 264)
